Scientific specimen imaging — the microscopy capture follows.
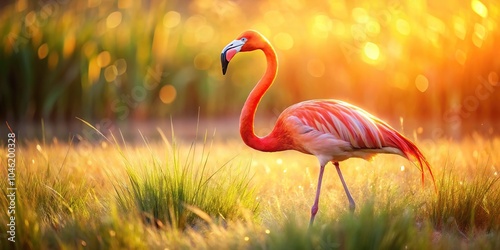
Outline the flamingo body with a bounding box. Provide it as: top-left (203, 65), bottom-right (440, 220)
top-left (221, 30), bottom-right (435, 226)
top-left (276, 100), bottom-right (415, 163)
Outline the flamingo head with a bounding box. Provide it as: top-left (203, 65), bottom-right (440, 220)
top-left (221, 30), bottom-right (267, 75)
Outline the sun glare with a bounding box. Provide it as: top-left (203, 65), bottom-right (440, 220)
top-left (363, 42), bottom-right (380, 61)
top-left (471, 0), bottom-right (488, 18)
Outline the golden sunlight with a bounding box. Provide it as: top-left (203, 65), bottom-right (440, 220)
top-left (88, 58), bottom-right (100, 84)
top-left (96, 51), bottom-right (111, 68)
top-left (163, 11), bottom-right (181, 28)
top-left (159, 85), bottom-right (177, 104)
top-left (106, 11), bottom-right (122, 29)
top-left (63, 35), bottom-right (76, 59)
top-left (352, 8), bottom-right (369, 23)
top-left (38, 43), bottom-right (48, 59)
top-left (396, 19), bottom-right (411, 35)
top-left (307, 59), bottom-right (325, 78)
top-left (363, 42), bottom-right (380, 61)
top-left (473, 23), bottom-right (487, 47)
top-left (114, 58), bottom-right (127, 75)
top-left (415, 74), bottom-right (429, 93)
top-left (455, 49), bottom-right (467, 65)
top-left (453, 17), bottom-right (467, 40)
top-left (104, 65), bottom-right (118, 82)
top-left (273, 32), bottom-right (294, 50)
top-left (471, 0), bottom-right (488, 18)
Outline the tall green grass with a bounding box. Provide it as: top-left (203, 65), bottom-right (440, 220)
top-left (261, 202), bottom-right (431, 250)
top-left (429, 160), bottom-right (500, 234)
top-left (111, 128), bottom-right (259, 230)
top-left (0, 138), bottom-right (103, 249)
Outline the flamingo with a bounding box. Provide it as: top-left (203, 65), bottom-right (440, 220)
top-left (220, 30), bottom-right (435, 226)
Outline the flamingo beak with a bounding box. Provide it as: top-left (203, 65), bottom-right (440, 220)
top-left (221, 39), bottom-right (245, 75)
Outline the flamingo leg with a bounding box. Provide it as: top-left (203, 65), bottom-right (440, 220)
top-left (309, 164), bottom-right (326, 227)
top-left (334, 162), bottom-right (356, 212)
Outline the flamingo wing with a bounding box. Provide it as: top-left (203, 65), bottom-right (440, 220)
top-left (278, 99), bottom-right (433, 183)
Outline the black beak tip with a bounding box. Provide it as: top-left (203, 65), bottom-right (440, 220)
top-left (221, 53), bottom-right (229, 75)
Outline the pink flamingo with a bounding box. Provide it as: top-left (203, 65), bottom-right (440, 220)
top-left (221, 30), bottom-right (435, 226)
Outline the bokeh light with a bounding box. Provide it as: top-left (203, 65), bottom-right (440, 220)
top-left (104, 65), bottom-right (118, 82)
top-left (163, 11), bottom-right (181, 28)
top-left (396, 19), bottom-right (410, 35)
top-left (38, 43), bottom-right (48, 59)
top-left (159, 85), bottom-right (177, 104)
top-left (415, 75), bottom-right (429, 93)
top-left (472, 0), bottom-right (488, 18)
top-left (0, 0), bottom-right (499, 135)
top-left (273, 32), bottom-right (294, 51)
top-left (363, 42), bottom-right (380, 61)
top-left (97, 51), bottom-right (111, 68)
top-left (307, 59), bottom-right (325, 78)
top-left (106, 11), bottom-right (122, 29)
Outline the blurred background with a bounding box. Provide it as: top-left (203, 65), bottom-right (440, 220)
top-left (0, 0), bottom-right (499, 140)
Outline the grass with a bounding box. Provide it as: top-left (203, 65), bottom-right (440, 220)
top-left (0, 128), bottom-right (499, 249)
top-left (112, 128), bottom-right (258, 230)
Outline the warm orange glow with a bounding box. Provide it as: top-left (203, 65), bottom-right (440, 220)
top-left (104, 65), bottom-right (117, 82)
top-left (471, 0), bottom-right (488, 18)
top-left (118, 0), bottom-right (132, 9)
top-left (159, 85), bottom-right (177, 104)
top-left (88, 58), bottom-right (100, 84)
top-left (63, 35), bottom-right (76, 59)
top-left (415, 75), bottom-right (429, 93)
top-left (152, 24), bottom-right (170, 63)
top-left (3, 0), bottom-right (500, 125)
top-left (396, 19), bottom-right (410, 35)
top-left (88, 0), bottom-right (101, 8)
top-left (16, 0), bottom-right (27, 11)
top-left (426, 15), bottom-right (446, 34)
top-left (472, 23), bottom-right (487, 48)
top-left (83, 41), bottom-right (97, 58)
top-left (25, 11), bottom-right (36, 26)
top-left (392, 72), bottom-right (410, 90)
top-left (106, 11), bottom-right (122, 29)
top-left (352, 8), bottom-right (369, 23)
top-left (311, 14), bottom-right (332, 40)
top-left (114, 59), bottom-right (127, 75)
top-left (363, 42), bottom-right (380, 61)
top-left (48, 52), bottom-right (59, 69)
top-left (97, 51), bottom-right (111, 68)
top-left (273, 32), bottom-right (294, 51)
top-left (307, 59), bottom-right (325, 78)
top-left (453, 17), bottom-right (467, 40)
top-left (163, 11), bottom-right (181, 28)
top-left (455, 49), bottom-right (467, 65)
top-left (365, 20), bottom-right (381, 36)
top-left (194, 52), bottom-right (212, 70)
top-left (38, 43), bottom-right (49, 59)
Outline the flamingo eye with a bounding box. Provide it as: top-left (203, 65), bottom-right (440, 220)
top-left (241, 37), bottom-right (248, 42)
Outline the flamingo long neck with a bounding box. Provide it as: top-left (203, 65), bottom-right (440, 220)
top-left (239, 42), bottom-right (280, 152)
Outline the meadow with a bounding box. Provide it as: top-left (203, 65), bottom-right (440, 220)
top-left (1, 124), bottom-right (499, 249)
